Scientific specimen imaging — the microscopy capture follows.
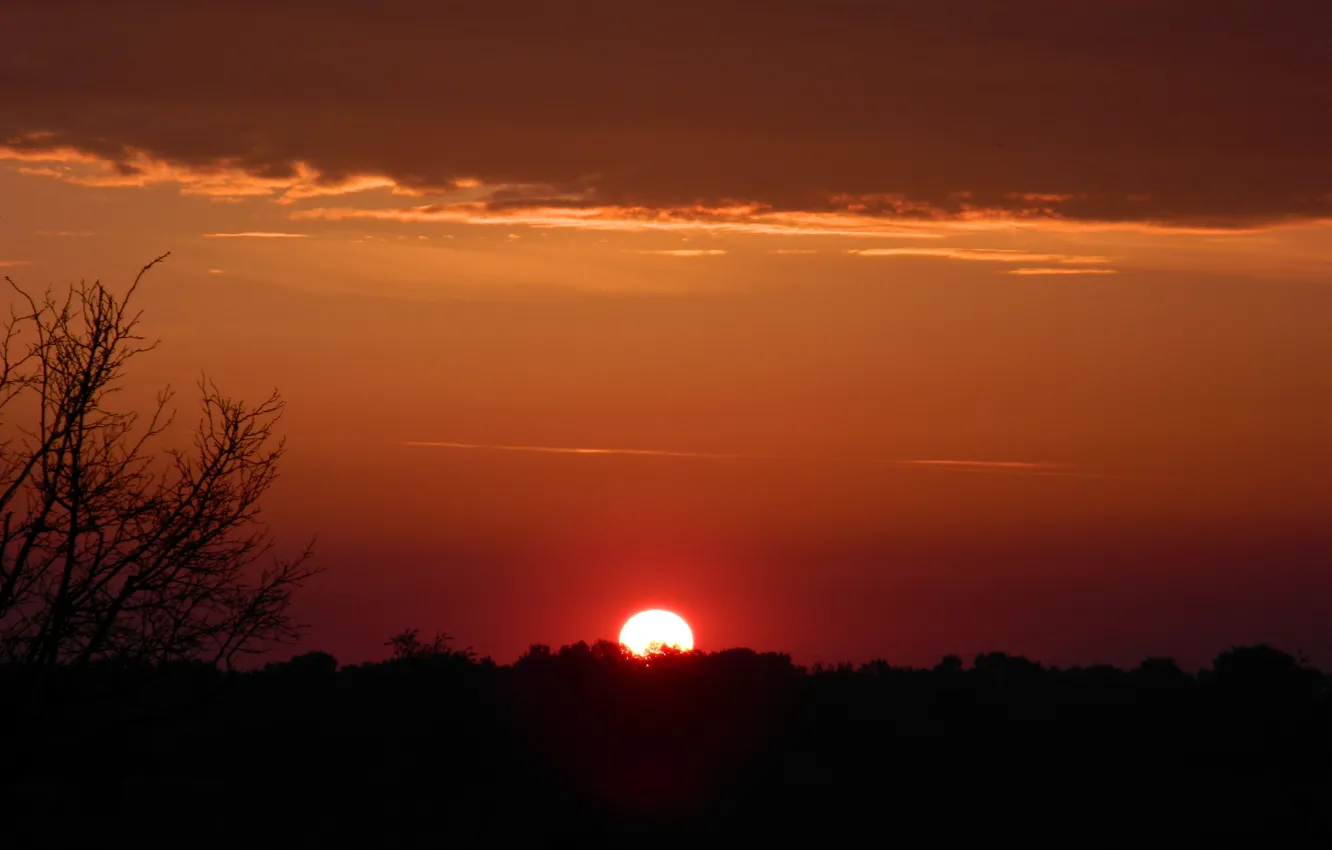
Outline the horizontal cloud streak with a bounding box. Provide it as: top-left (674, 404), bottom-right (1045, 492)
top-left (401, 441), bottom-right (1099, 478)
top-left (6, 140), bottom-right (1325, 240)
top-left (203, 231), bottom-right (309, 239)
top-left (290, 202), bottom-right (947, 239)
top-left (633, 249), bottom-right (728, 257)
top-left (1004, 267), bottom-right (1120, 276)
top-left (849, 248), bottom-right (1112, 264)
top-left (3, 146), bottom-right (434, 203)
top-left (0, 145), bottom-right (100, 164)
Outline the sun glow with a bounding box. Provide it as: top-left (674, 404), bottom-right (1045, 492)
top-left (619, 609), bottom-right (694, 656)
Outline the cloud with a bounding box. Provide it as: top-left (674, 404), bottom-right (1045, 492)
top-left (207, 268), bottom-right (225, 274)
top-left (34, 229), bottom-right (92, 237)
top-left (0, 145), bottom-right (99, 164)
top-left (401, 440), bottom-right (1086, 476)
top-left (2, 1), bottom-right (1329, 227)
top-left (0, 260), bottom-right (31, 268)
top-left (848, 248), bottom-right (1112, 264)
top-left (276, 173), bottom-right (403, 203)
top-left (16, 166), bottom-right (65, 179)
top-left (632, 249), bottom-right (728, 257)
top-left (897, 460), bottom-right (1062, 470)
top-left (1004, 268), bottom-right (1121, 276)
top-left (290, 201), bottom-right (946, 238)
top-left (4, 146), bottom-right (437, 203)
top-left (202, 232), bottom-right (309, 239)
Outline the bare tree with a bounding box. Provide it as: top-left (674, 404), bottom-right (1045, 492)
top-left (0, 254), bottom-right (320, 669)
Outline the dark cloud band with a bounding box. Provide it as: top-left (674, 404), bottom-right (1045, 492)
top-left (3, 1), bottom-right (1329, 227)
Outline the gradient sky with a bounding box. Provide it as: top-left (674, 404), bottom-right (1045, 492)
top-left (2, 1), bottom-right (1330, 669)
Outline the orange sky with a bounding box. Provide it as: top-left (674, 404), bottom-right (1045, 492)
top-left (2, 1), bottom-right (1330, 668)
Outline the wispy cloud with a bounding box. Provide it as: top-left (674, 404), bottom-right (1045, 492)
top-left (291, 203), bottom-right (948, 240)
top-left (848, 248), bottom-right (1112, 264)
top-left (0, 145), bottom-right (101, 164)
top-left (9, 140), bottom-right (1309, 242)
top-left (405, 441), bottom-right (752, 460)
top-left (207, 268), bottom-right (225, 274)
top-left (1004, 267), bottom-right (1120, 276)
top-left (4, 145), bottom-right (433, 203)
top-left (400, 440), bottom-right (1098, 478)
top-left (898, 459), bottom-right (1062, 470)
top-left (202, 231), bottom-right (309, 239)
top-left (774, 248), bottom-right (820, 254)
top-left (34, 229), bottom-right (93, 237)
top-left (6, 141), bottom-right (1313, 238)
top-left (632, 249), bottom-right (728, 257)
top-left (276, 174), bottom-right (401, 204)
top-left (0, 260), bottom-right (31, 268)
top-left (1007, 192), bottom-right (1080, 204)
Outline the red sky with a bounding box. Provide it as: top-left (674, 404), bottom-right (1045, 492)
top-left (2, 1), bottom-right (1330, 669)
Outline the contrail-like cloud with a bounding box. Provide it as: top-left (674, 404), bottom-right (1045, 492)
top-left (1004, 267), bottom-right (1120, 276)
top-left (203, 231), bottom-right (310, 239)
top-left (401, 441), bottom-right (1105, 478)
top-left (847, 248), bottom-right (1112, 264)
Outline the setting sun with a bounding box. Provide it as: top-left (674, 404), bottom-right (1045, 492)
top-left (619, 610), bottom-right (694, 656)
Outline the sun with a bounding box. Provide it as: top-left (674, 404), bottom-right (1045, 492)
top-left (619, 609), bottom-right (694, 656)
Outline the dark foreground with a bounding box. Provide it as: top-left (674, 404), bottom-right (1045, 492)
top-left (3, 642), bottom-right (1330, 847)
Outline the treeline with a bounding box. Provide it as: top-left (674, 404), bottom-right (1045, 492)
top-left (2, 639), bottom-right (1329, 845)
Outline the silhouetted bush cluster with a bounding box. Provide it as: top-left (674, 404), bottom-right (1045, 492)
top-left (2, 641), bottom-right (1329, 845)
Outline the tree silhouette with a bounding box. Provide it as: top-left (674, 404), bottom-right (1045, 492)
top-left (2, 635), bottom-right (1329, 843)
top-left (0, 255), bottom-right (320, 668)
top-left (265, 649), bottom-right (338, 675)
top-left (384, 627), bottom-right (471, 661)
